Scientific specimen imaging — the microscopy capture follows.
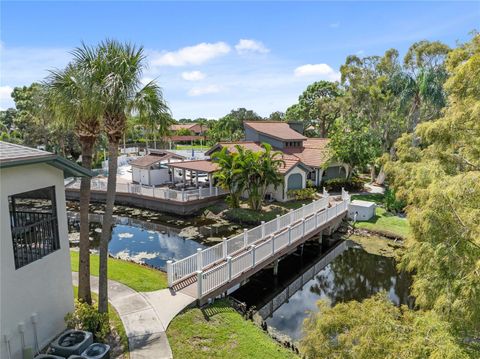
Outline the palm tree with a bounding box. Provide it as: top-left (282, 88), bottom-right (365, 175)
top-left (211, 147), bottom-right (243, 208)
top-left (72, 40), bottom-right (169, 313)
top-left (238, 143), bottom-right (284, 211)
top-left (393, 41), bottom-right (450, 137)
top-left (47, 63), bottom-right (104, 305)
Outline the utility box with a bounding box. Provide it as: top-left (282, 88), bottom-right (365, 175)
top-left (348, 200), bottom-right (376, 221)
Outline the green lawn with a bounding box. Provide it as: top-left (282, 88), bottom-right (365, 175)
top-left (167, 300), bottom-right (298, 359)
top-left (351, 193), bottom-right (385, 205)
top-left (70, 251), bottom-right (167, 292)
top-left (72, 286), bottom-right (129, 357)
top-left (354, 207), bottom-right (410, 239)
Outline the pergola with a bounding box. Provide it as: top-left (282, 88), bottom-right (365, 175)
top-left (166, 160), bottom-right (219, 190)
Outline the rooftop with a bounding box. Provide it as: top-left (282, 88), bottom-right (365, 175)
top-left (244, 121), bottom-right (307, 141)
top-left (0, 141), bottom-right (92, 177)
top-left (130, 151), bottom-right (185, 168)
top-left (0, 141), bottom-right (54, 163)
top-left (167, 160), bottom-right (219, 174)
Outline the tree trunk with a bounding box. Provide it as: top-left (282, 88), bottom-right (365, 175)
top-left (78, 139), bottom-right (94, 305)
top-left (411, 94), bottom-right (421, 146)
top-left (321, 120), bottom-right (326, 138)
top-left (123, 133), bottom-right (126, 153)
top-left (98, 140), bottom-right (119, 313)
top-left (370, 164), bottom-right (376, 183)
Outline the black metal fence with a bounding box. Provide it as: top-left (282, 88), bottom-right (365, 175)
top-left (10, 210), bottom-right (60, 269)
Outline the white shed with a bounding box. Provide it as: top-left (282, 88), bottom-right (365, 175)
top-left (130, 150), bottom-right (185, 186)
top-left (0, 142), bottom-right (92, 359)
top-left (348, 200), bottom-right (376, 221)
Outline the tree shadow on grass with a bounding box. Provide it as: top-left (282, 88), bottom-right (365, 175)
top-left (201, 299), bottom-right (235, 321)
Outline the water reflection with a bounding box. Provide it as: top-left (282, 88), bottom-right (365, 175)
top-left (68, 212), bottom-right (205, 270)
top-left (233, 239), bottom-right (412, 341)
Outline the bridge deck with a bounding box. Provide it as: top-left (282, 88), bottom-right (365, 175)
top-left (167, 190), bottom-right (351, 303)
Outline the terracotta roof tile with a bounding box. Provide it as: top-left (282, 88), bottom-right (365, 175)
top-left (283, 138), bottom-right (331, 168)
top-left (244, 121), bottom-right (307, 141)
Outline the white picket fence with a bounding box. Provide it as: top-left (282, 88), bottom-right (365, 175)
top-left (66, 178), bottom-right (227, 202)
top-left (167, 189), bottom-right (351, 298)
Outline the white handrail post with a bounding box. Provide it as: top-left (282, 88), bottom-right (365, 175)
top-left (215, 187), bottom-right (219, 196)
top-left (261, 221), bottom-right (265, 238)
top-left (250, 245), bottom-right (256, 266)
top-left (128, 182), bottom-right (131, 193)
top-left (272, 235), bottom-right (276, 254)
top-left (336, 203), bottom-right (339, 216)
top-left (302, 219), bottom-right (305, 237)
top-left (196, 248), bottom-right (203, 270)
top-left (222, 238), bottom-right (227, 258)
top-left (243, 229), bottom-right (248, 247)
top-left (276, 214), bottom-right (280, 231)
top-left (167, 260), bottom-right (173, 287)
top-left (323, 187), bottom-right (328, 197)
top-left (287, 225), bottom-right (292, 245)
top-left (182, 189), bottom-right (185, 202)
top-left (199, 188), bottom-right (202, 199)
top-left (302, 204), bottom-right (305, 218)
top-left (227, 256), bottom-right (232, 281)
top-left (152, 185), bottom-right (155, 197)
top-left (197, 270), bottom-right (203, 299)
top-left (315, 211), bottom-right (318, 228)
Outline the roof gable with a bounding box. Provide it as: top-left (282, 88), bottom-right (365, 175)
top-left (244, 121), bottom-right (307, 141)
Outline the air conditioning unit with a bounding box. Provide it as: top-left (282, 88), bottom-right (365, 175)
top-left (81, 343), bottom-right (111, 359)
top-left (50, 330), bottom-right (93, 357)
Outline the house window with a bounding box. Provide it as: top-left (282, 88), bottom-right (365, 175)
top-left (9, 186), bottom-right (60, 269)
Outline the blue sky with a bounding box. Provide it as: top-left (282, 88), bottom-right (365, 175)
top-left (1, 1), bottom-right (479, 118)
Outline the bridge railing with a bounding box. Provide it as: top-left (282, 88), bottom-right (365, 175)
top-left (167, 188), bottom-right (350, 288)
top-left (196, 195), bottom-right (350, 298)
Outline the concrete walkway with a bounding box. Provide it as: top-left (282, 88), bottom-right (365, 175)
top-left (72, 273), bottom-right (196, 359)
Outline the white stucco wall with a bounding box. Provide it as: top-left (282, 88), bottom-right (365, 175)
top-left (0, 163), bottom-right (74, 359)
top-left (265, 166), bottom-right (307, 202)
top-left (132, 167), bottom-right (170, 186)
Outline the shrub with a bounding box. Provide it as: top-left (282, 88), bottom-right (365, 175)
top-left (287, 188), bottom-right (317, 200)
top-left (65, 300), bottom-right (110, 341)
top-left (383, 188), bottom-right (406, 214)
top-left (323, 177), bottom-right (364, 192)
top-left (306, 179), bottom-right (315, 188)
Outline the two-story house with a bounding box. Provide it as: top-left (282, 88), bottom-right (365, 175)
top-left (205, 121), bottom-right (348, 201)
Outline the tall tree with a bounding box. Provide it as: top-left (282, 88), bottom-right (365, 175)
top-left (385, 34), bottom-right (480, 339)
top-left (286, 81), bottom-right (343, 137)
top-left (47, 63), bottom-right (104, 305)
top-left (211, 147), bottom-right (243, 208)
top-left (301, 293), bottom-right (468, 359)
top-left (393, 40), bottom-right (450, 135)
top-left (73, 40), bottom-right (169, 313)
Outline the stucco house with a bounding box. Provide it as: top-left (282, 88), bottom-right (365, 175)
top-left (0, 141), bottom-right (92, 359)
top-left (204, 121), bottom-right (348, 202)
top-left (130, 149), bottom-right (185, 186)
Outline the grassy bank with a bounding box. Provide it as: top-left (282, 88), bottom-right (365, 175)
top-left (70, 251), bottom-right (167, 292)
top-left (351, 193), bottom-right (410, 239)
top-left (167, 300), bottom-right (298, 359)
top-left (72, 286), bottom-right (129, 358)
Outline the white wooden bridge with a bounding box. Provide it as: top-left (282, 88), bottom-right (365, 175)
top-left (167, 189), bottom-right (351, 303)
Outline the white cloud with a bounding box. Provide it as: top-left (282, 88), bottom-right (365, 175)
top-left (188, 84), bottom-right (222, 96)
top-left (181, 71), bottom-right (206, 81)
top-left (0, 86), bottom-right (14, 110)
top-left (330, 22), bottom-right (340, 28)
top-left (151, 42), bottom-right (230, 67)
top-left (293, 64), bottom-right (340, 81)
top-left (235, 39), bottom-right (270, 55)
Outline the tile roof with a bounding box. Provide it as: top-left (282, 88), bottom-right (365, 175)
top-left (284, 138), bottom-right (331, 168)
top-left (0, 141), bottom-right (54, 163)
top-left (167, 160), bottom-right (219, 173)
top-left (244, 121), bottom-right (307, 141)
top-left (130, 151), bottom-right (185, 168)
top-left (170, 124), bottom-right (198, 131)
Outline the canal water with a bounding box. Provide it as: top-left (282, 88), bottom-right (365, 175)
top-left (67, 203), bottom-right (412, 343)
top-left (231, 236), bottom-right (413, 341)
